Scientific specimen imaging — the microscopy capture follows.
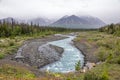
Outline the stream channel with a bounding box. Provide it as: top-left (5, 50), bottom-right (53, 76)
top-left (40, 35), bottom-right (84, 73)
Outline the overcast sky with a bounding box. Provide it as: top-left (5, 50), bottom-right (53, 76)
top-left (0, 0), bottom-right (120, 23)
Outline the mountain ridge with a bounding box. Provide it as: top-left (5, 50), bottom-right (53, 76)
top-left (0, 15), bottom-right (106, 28)
top-left (51, 15), bottom-right (106, 29)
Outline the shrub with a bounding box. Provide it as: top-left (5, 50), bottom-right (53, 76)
top-left (84, 72), bottom-right (99, 80)
top-left (117, 57), bottom-right (120, 64)
top-left (0, 53), bottom-right (5, 59)
top-left (97, 47), bottom-right (108, 61)
top-left (9, 41), bottom-right (15, 46)
top-left (114, 31), bottom-right (120, 37)
top-left (0, 64), bottom-right (35, 79)
top-left (75, 60), bottom-right (81, 71)
top-left (84, 71), bottom-right (109, 80)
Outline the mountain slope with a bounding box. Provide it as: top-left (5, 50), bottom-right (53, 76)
top-left (79, 16), bottom-right (105, 25)
top-left (51, 15), bottom-right (106, 29)
top-left (0, 17), bottom-right (53, 26)
top-left (0, 17), bottom-right (17, 23)
top-left (28, 18), bottom-right (53, 26)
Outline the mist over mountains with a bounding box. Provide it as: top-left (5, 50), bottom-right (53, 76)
top-left (0, 15), bottom-right (106, 29)
top-left (51, 15), bottom-right (106, 28)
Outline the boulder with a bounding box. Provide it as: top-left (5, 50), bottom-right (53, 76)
top-left (85, 62), bottom-right (96, 70)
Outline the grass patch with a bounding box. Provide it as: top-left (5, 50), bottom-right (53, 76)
top-left (0, 64), bottom-right (35, 79)
top-left (74, 31), bottom-right (120, 80)
top-left (0, 31), bottom-right (120, 80)
top-left (0, 53), bottom-right (5, 59)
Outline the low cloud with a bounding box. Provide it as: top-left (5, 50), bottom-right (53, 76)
top-left (0, 0), bottom-right (120, 23)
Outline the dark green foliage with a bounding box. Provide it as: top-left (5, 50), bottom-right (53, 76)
top-left (99, 23), bottom-right (120, 36)
top-left (0, 53), bottom-right (5, 59)
top-left (117, 57), bottom-right (120, 64)
top-left (0, 21), bottom-right (98, 38)
top-left (0, 21), bottom-right (72, 37)
top-left (75, 60), bottom-right (81, 71)
top-left (9, 41), bottom-right (15, 46)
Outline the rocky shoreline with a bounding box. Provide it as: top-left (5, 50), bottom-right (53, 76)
top-left (73, 40), bottom-right (99, 72)
top-left (0, 35), bottom-right (67, 76)
top-left (14, 35), bottom-right (66, 68)
top-left (15, 44), bottom-right (64, 68)
top-left (73, 41), bottom-right (98, 63)
top-left (0, 33), bottom-right (97, 74)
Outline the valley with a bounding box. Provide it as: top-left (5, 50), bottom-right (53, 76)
top-left (0, 24), bottom-right (120, 80)
top-left (0, 14), bottom-right (120, 80)
top-left (0, 0), bottom-right (120, 79)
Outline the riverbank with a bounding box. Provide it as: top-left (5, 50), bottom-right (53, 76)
top-left (72, 31), bottom-right (120, 80)
top-left (0, 34), bottom-right (67, 79)
top-left (14, 35), bottom-right (66, 68)
top-left (73, 32), bottom-right (99, 63)
top-left (40, 35), bottom-right (84, 73)
top-left (1, 31), bottom-right (120, 80)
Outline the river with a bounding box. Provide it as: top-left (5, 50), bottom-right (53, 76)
top-left (40, 35), bottom-right (84, 73)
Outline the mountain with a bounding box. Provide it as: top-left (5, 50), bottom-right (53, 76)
top-left (0, 15), bottom-right (106, 28)
top-left (27, 18), bottom-right (53, 26)
top-left (51, 15), bottom-right (106, 29)
top-left (0, 17), bottom-right (17, 23)
top-left (79, 16), bottom-right (105, 26)
top-left (0, 17), bottom-right (53, 26)
top-left (0, 17), bottom-right (29, 24)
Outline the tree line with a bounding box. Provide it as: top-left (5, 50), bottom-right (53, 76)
top-left (99, 23), bottom-right (120, 36)
top-left (0, 19), bottom-right (98, 38)
top-left (0, 20), bottom-right (71, 37)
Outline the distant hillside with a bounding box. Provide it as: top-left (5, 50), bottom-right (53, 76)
top-left (79, 16), bottom-right (105, 26)
top-left (0, 15), bottom-right (106, 28)
top-left (51, 15), bottom-right (106, 29)
top-left (0, 17), bottom-right (53, 26)
top-left (27, 18), bottom-right (53, 26)
top-left (0, 17), bottom-right (17, 23)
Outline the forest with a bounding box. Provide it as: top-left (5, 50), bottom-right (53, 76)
top-left (0, 20), bottom-right (70, 37)
top-left (99, 23), bottom-right (120, 36)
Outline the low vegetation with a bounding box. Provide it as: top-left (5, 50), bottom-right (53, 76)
top-left (75, 60), bottom-right (81, 71)
top-left (74, 29), bottom-right (120, 80)
top-left (0, 21), bottom-right (75, 59)
top-left (0, 21), bottom-right (74, 79)
top-left (99, 23), bottom-right (120, 36)
top-left (0, 22), bottom-right (120, 80)
top-left (0, 64), bottom-right (35, 80)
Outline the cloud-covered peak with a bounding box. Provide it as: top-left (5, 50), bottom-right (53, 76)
top-left (0, 0), bottom-right (120, 23)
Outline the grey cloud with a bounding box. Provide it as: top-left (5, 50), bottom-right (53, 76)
top-left (0, 0), bottom-right (120, 23)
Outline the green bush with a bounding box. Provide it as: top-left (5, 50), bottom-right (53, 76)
top-left (0, 53), bottom-right (5, 59)
top-left (117, 57), bottom-right (120, 64)
top-left (9, 41), bottom-right (15, 46)
top-left (97, 47), bottom-right (108, 61)
top-left (114, 31), bottom-right (120, 36)
top-left (75, 60), bottom-right (81, 71)
top-left (84, 72), bottom-right (99, 80)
